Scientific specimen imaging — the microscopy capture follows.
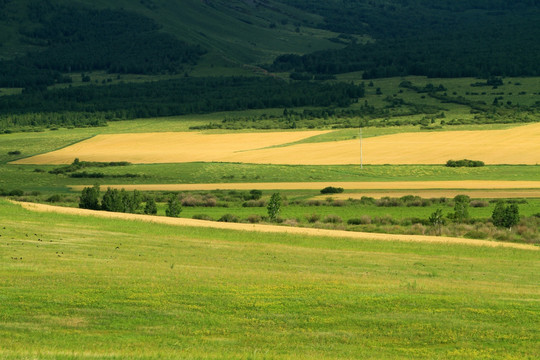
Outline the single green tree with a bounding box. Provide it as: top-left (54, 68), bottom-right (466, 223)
top-left (267, 192), bottom-right (281, 221)
top-left (122, 189), bottom-right (142, 213)
top-left (79, 184), bottom-right (100, 210)
top-left (491, 201), bottom-right (506, 227)
top-left (144, 197), bottom-right (158, 215)
top-left (165, 194), bottom-right (182, 217)
top-left (450, 194), bottom-right (470, 223)
top-left (492, 201), bottom-right (520, 230)
top-left (429, 208), bottom-right (444, 236)
top-left (101, 188), bottom-right (124, 212)
top-left (504, 204), bottom-right (520, 230)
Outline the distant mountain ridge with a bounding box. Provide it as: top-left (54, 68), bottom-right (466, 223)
top-left (0, 0), bottom-right (539, 86)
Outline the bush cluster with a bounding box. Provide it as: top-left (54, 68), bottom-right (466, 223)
top-left (446, 159), bottom-right (485, 167)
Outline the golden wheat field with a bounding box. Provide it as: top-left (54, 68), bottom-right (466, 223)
top-left (69, 180), bottom-right (540, 192)
top-left (13, 123), bottom-right (540, 165)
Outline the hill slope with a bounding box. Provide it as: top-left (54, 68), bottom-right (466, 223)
top-left (0, 0), bottom-right (340, 65)
top-left (1, 199), bottom-right (538, 359)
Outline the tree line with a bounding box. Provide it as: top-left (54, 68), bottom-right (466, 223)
top-left (0, 77), bottom-right (365, 129)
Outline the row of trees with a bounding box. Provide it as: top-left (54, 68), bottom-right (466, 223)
top-left (79, 185), bottom-right (158, 215)
top-left (80, 185), bottom-right (282, 221)
top-left (0, 77), bottom-right (364, 126)
top-left (429, 195), bottom-right (520, 235)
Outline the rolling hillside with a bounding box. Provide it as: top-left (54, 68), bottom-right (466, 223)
top-left (0, 0), bottom-right (341, 67)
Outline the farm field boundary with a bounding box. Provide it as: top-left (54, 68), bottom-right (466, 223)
top-left (313, 189), bottom-right (540, 199)
top-left (15, 201), bottom-right (538, 250)
top-left (69, 180), bottom-right (540, 192)
top-left (12, 123), bottom-right (540, 165)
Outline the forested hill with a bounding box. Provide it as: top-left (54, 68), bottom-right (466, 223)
top-left (1, 0), bottom-right (539, 89)
top-left (270, 0), bottom-right (540, 78)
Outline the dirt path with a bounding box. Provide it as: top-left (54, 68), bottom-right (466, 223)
top-left (69, 180), bottom-right (540, 192)
top-left (16, 202), bottom-right (538, 251)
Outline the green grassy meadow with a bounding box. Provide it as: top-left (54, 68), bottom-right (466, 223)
top-left (0, 199), bottom-right (538, 359)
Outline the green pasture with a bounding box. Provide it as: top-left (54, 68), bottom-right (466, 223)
top-left (168, 198), bottom-right (540, 222)
top-left (1, 114), bottom-right (539, 195)
top-left (340, 75), bottom-right (540, 109)
top-left (0, 199), bottom-right (538, 359)
top-left (1, 162), bottom-right (540, 194)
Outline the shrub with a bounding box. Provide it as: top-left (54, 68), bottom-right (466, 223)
top-left (247, 214), bottom-right (261, 223)
top-left (446, 159), bottom-right (485, 167)
top-left (192, 214), bottom-right (213, 221)
top-left (464, 230), bottom-right (489, 239)
top-left (243, 199), bottom-right (266, 207)
top-left (283, 218), bottom-right (299, 226)
top-left (181, 195), bottom-right (199, 207)
top-left (305, 213), bottom-right (321, 223)
top-left (204, 197), bottom-right (217, 207)
top-left (348, 215), bottom-right (372, 225)
top-left (323, 214), bottom-right (343, 224)
top-left (408, 223), bottom-right (426, 235)
top-left (46, 194), bottom-right (63, 203)
top-left (8, 189), bottom-right (24, 196)
top-left (320, 186), bottom-right (344, 194)
top-left (218, 214), bottom-right (239, 223)
top-left (376, 197), bottom-right (403, 207)
top-left (249, 189), bottom-right (263, 200)
top-left (470, 200), bottom-right (489, 208)
top-left (7, 150), bottom-right (21, 155)
top-left (373, 215), bottom-right (398, 225)
top-left (359, 196), bottom-right (375, 205)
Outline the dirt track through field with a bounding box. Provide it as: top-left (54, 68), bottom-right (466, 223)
top-left (70, 180), bottom-right (540, 192)
top-left (13, 123), bottom-right (540, 165)
top-left (15, 201), bottom-right (538, 251)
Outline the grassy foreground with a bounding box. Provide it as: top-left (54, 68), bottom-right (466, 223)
top-left (0, 200), bottom-right (538, 359)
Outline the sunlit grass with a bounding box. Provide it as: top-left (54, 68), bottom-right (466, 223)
top-left (0, 199), bottom-right (538, 359)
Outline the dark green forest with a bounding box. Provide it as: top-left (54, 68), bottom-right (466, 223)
top-left (0, 78), bottom-right (364, 130)
top-left (0, 2), bottom-right (205, 87)
top-left (271, 0), bottom-right (540, 78)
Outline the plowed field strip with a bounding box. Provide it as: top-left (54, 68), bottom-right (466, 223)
top-left (15, 201), bottom-right (538, 250)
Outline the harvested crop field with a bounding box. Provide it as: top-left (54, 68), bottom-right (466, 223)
top-left (70, 180), bottom-right (540, 192)
top-left (12, 130), bottom-right (330, 165)
top-left (16, 201), bottom-right (537, 250)
top-left (13, 123), bottom-right (540, 165)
